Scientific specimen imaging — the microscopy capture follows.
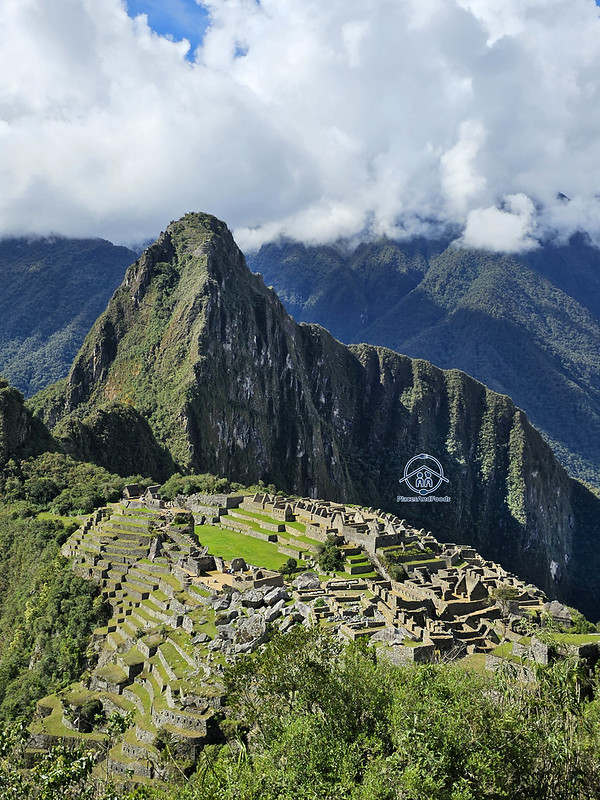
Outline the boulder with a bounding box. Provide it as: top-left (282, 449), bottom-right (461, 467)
top-left (234, 614), bottom-right (268, 653)
top-left (294, 601), bottom-right (312, 619)
top-left (241, 589), bottom-right (265, 609)
top-left (265, 606), bottom-right (282, 623)
top-left (293, 572), bottom-right (321, 590)
top-left (264, 586), bottom-right (290, 606)
top-left (216, 624), bottom-right (236, 641)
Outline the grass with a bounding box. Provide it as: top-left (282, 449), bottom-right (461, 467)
top-left (38, 511), bottom-right (85, 526)
top-left (233, 508), bottom-right (283, 526)
top-left (168, 629), bottom-right (196, 658)
top-left (159, 572), bottom-right (184, 591)
top-left (32, 697), bottom-right (106, 741)
top-left (222, 514), bottom-right (277, 537)
top-left (122, 647), bottom-right (146, 667)
top-left (195, 524), bottom-right (291, 571)
top-left (159, 642), bottom-right (189, 678)
top-left (126, 683), bottom-right (153, 716)
top-left (190, 609), bottom-right (217, 639)
top-left (285, 521), bottom-right (307, 532)
top-left (553, 632), bottom-right (600, 645)
top-left (94, 664), bottom-right (129, 684)
top-left (459, 653), bottom-right (488, 674)
top-left (490, 641), bottom-right (512, 657)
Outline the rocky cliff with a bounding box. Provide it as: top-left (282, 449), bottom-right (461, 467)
top-left (248, 236), bottom-right (600, 487)
top-left (0, 378), bottom-right (54, 465)
top-left (31, 213), bottom-right (600, 617)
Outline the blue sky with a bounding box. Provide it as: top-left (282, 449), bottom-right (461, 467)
top-left (125, 0), bottom-right (210, 55)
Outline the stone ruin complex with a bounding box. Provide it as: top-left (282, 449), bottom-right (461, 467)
top-left (28, 486), bottom-right (593, 781)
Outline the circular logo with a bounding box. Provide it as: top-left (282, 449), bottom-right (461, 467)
top-left (399, 453), bottom-right (449, 496)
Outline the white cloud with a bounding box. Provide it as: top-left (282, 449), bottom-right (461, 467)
top-left (459, 193), bottom-right (539, 252)
top-left (0, 0), bottom-right (599, 252)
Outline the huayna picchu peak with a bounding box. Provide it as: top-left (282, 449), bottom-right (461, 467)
top-left (29, 212), bottom-right (600, 620)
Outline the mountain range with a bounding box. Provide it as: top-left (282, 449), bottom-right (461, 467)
top-left (248, 235), bottom-right (600, 487)
top-left (0, 236), bottom-right (137, 397)
top-left (9, 212), bottom-right (598, 619)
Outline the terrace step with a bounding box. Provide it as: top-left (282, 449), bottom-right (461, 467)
top-left (123, 682), bottom-right (153, 717)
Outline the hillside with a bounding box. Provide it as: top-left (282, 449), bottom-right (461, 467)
top-left (0, 378), bottom-right (54, 465)
top-left (29, 212), bottom-right (600, 618)
top-left (0, 236), bottom-right (137, 397)
top-left (247, 236), bottom-right (600, 486)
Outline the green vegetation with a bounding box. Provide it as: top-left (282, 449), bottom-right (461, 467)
top-left (194, 524), bottom-right (299, 572)
top-left (160, 472), bottom-right (244, 500)
top-left (315, 535), bottom-right (345, 572)
top-left (22, 212), bottom-right (600, 620)
top-left (279, 557), bottom-right (298, 578)
top-left (0, 508), bottom-right (107, 723)
top-left (249, 236), bottom-right (600, 487)
top-left (0, 452), bottom-right (126, 514)
top-left (3, 627), bottom-right (600, 798)
top-left (0, 236), bottom-right (136, 398)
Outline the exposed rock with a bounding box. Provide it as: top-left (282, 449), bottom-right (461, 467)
top-left (279, 617), bottom-right (297, 633)
top-left (241, 589), bottom-right (265, 609)
top-left (294, 602), bottom-right (312, 619)
top-left (543, 600), bottom-right (573, 625)
top-left (264, 606), bottom-right (283, 623)
top-left (234, 615), bottom-right (268, 653)
top-left (216, 608), bottom-right (238, 624)
top-left (32, 210), bottom-right (600, 619)
top-left (216, 624), bottom-right (236, 641)
top-left (294, 572), bottom-right (321, 591)
top-left (264, 586), bottom-right (290, 606)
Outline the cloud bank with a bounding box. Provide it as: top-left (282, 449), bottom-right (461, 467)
top-left (1, 0), bottom-right (600, 251)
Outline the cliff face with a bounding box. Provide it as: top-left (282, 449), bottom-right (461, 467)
top-left (0, 379), bottom-right (54, 465)
top-left (248, 237), bottom-right (600, 488)
top-left (32, 213), bottom-right (600, 617)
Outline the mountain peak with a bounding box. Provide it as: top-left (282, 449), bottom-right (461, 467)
top-left (31, 212), bottom-right (600, 617)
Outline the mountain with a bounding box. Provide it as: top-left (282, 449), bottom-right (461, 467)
top-left (0, 236), bottom-right (137, 397)
top-left (0, 378), bottom-right (54, 465)
top-left (247, 236), bottom-right (600, 486)
top-left (30, 212), bottom-right (600, 618)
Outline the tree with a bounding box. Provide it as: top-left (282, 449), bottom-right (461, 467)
top-left (315, 536), bottom-right (344, 573)
top-left (278, 557), bottom-right (297, 578)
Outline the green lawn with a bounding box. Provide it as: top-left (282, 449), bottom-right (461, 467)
top-left (285, 521), bottom-right (306, 533)
top-left (195, 524), bottom-right (292, 571)
top-left (553, 632), bottom-right (600, 645)
top-left (38, 511), bottom-right (86, 526)
top-left (231, 508), bottom-right (282, 526)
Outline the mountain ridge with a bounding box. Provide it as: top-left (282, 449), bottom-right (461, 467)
top-left (248, 235), bottom-right (600, 485)
top-left (28, 212), bottom-right (600, 618)
top-left (0, 236), bottom-right (137, 397)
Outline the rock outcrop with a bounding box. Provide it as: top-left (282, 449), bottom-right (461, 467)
top-left (0, 378), bottom-right (54, 465)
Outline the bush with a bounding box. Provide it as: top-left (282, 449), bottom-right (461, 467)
top-left (316, 536), bottom-right (344, 572)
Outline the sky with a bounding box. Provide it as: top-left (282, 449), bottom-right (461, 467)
top-left (1, 0), bottom-right (600, 252)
